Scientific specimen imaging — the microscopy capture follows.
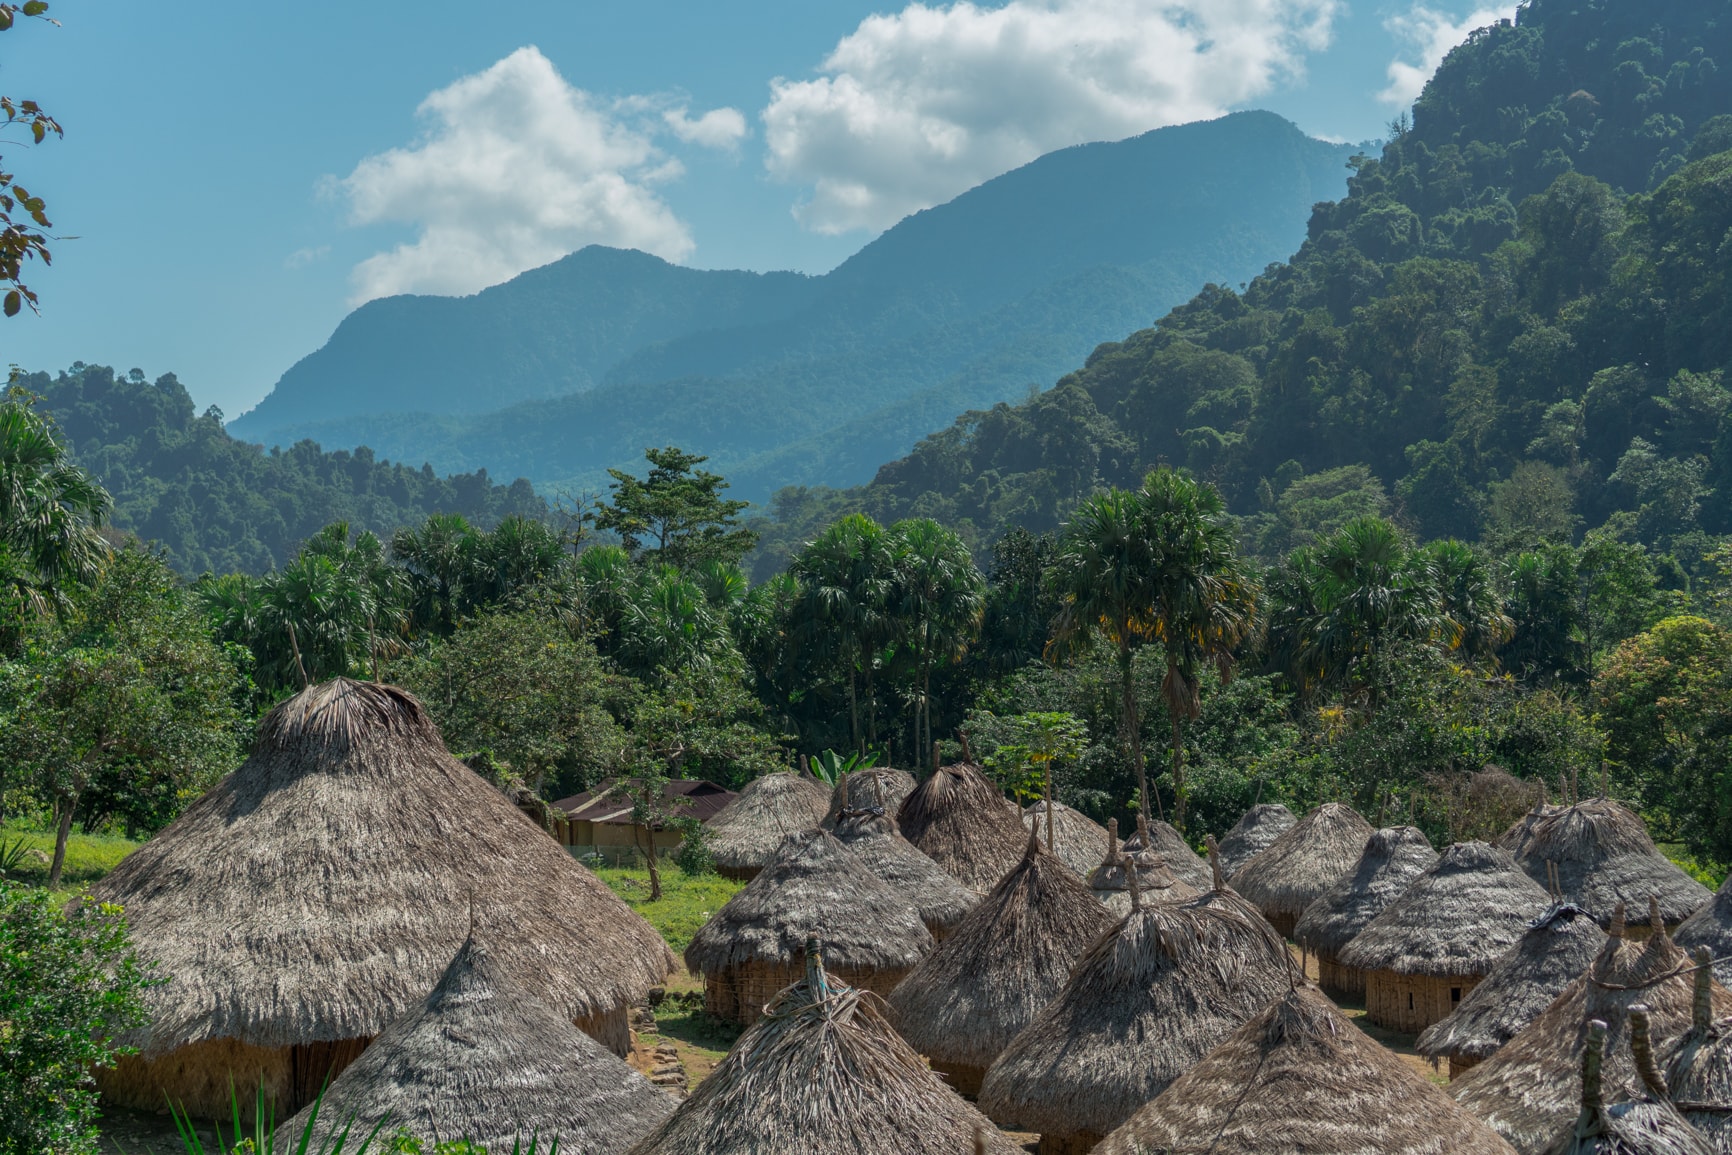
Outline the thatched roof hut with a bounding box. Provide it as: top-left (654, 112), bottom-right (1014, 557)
top-left (1087, 818), bottom-right (1200, 915)
top-left (829, 802), bottom-right (977, 939)
top-left (1500, 801), bottom-right (1564, 860)
top-left (1662, 947), bottom-right (1732, 1152)
top-left (1091, 984), bottom-right (1518, 1155)
top-left (977, 870), bottom-right (1299, 1152)
top-left (1418, 903), bottom-right (1608, 1078)
top-left (1022, 799), bottom-right (1108, 877)
top-left (1510, 799), bottom-right (1710, 934)
top-left (1452, 902), bottom-right (1732, 1153)
top-left (1674, 873), bottom-right (1732, 988)
top-left (1294, 825), bottom-right (1438, 999)
top-left (1546, 1014), bottom-right (1713, 1155)
top-left (628, 942), bottom-right (1023, 1155)
top-left (1121, 815), bottom-right (1213, 891)
top-left (273, 936), bottom-right (674, 1152)
top-left (1215, 802), bottom-right (1297, 879)
top-left (824, 766), bottom-right (917, 824)
top-left (1230, 801), bottom-right (1374, 937)
top-left (705, 771), bottom-right (830, 880)
top-left (1339, 841), bottom-right (1553, 1033)
top-left (684, 830), bottom-right (933, 1026)
top-left (896, 760), bottom-right (1028, 893)
top-left (888, 832), bottom-right (1116, 1095)
top-left (90, 679), bottom-right (675, 1120)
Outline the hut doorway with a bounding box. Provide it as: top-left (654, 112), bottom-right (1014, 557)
top-left (288, 1038), bottom-right (371, 1113)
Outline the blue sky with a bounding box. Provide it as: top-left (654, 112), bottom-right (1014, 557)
top-left (0, 0), bottom-right (1513, 417)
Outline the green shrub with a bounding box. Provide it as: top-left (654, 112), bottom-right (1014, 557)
top-left (671, 816), bottom-right (714, 877)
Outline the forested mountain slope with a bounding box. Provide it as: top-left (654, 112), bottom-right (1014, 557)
top-left (20, 364), bottom-right (544, 575)
top-left (231, 112), bottom-right (1357, 501)
top-left (754, 0), bottom-right (1732, 578)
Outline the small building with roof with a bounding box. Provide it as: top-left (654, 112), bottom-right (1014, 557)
top-left (896, 760), bottom-right (1029, 893)
top-left (824, 766), bottom-right (917, 825)
top-left (703, 771), bottom-right (830, 881)
top-left (829, 800), bottom-right (977, 939)
top-left (1294, 825), bottom-right (1438, 999)
top-left (1087, 817), bottom-right (1200, 915)
top-left (1121, 816), bottom-right (1213, 891)
top-left (552, 778), bottom-right (738, 865)
top-left (1023, 799), bottom-right (1108, 877)
top-left (1214, 802), bottom-right (1296, 879)
top-left (1231, 801), bottom-right (1374, 937)
top-left (1674, 871), bottom-right (1732, 988)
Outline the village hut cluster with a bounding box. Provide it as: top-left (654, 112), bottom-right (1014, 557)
top-left (86, 681), bottom-right (1732, 1155)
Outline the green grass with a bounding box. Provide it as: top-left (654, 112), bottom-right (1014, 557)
top-left (592, 863), bottom-right (741, 955)
top-left (0, 822), bottom-right (139, 888)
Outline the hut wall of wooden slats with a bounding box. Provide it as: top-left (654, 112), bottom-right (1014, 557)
top-left (1317, 952), bottom-right (1364, 1000)
top-left (94, 1035), bottom-right (370, 1120)
top-left (1364, 970), bottom-right (1483, 1033)
top-left (1264, 910), bottom-right (1300, 939)
top-left (1037, 1129), bottom-right (1104, 1155)
top-left (702, 962), bottom-right (910, 1026)
top-left (1448, 1053), bottom-right (1483, 1079)
top-left (931, 1059), bottom-right (987, 1098)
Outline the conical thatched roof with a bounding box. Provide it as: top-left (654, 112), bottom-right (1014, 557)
top-left (1230, 802), bottom-right (1374, 933)
top-left (706, 771), bottom-right (830, 878)
top-left (977, 881), bottom-right (1299, 1141)
top-left (274, 937), bottom-right (674, 1152)
top-left (1022, 799), bottom-right (1108, 877)
top-left (1294, 825), bottom-right (1438, 958)
top-left (824, 767), bottom-right (917, 825)
top-left (1452, 904), bottom-right (1732, 1153)
top-left (1674, 873), bottom-right (1732, 987)
top-left (1546, 1017), bottom-right (1713, 1155)
top-left (1121, 816), bottom-right (1213, 891)
top-left (1087, 825), bottom-right (1201, 915)
top-left (1500, 800), bottom-right (1564, 858)
top-left (1417, 903), bottom-right (1608, 1066)
top-left (1091, 985), bottom-right (1518, 1155)
top-left (896, 761), bottom-right (1028, 893)
top-left (1215, 802), bottom-right (1297, 879)
top-left (889, 833), bottom-right (1116, 1075)
top-left (1663, 949), bottom-right (1732, 1152)
top-left (627, 947), bottom-right (1023, 1155)
top-left (90, 679), bottom-right (674, 1056)
top-left (1510, 799), bottom-right (1711, 929)
top-left (684, 830), bottom-right (933, 976)
top-left (1339, 841), bottom-right (1552, 978)
top-left (829, 804), bottom-right (976, 938)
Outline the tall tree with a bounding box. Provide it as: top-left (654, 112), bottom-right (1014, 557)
top-left (888, 518), bottom-right (984, 773)
top-left (597, 446), bottom-right (756, 569)
top-left (790, 514), bottom-right (895, 753)
top-left (0, 399), bottom-right (110, 617)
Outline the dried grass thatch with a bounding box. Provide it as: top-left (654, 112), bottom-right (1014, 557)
top-left (1088, 817), bottom-right (1201, 915)
top-left (824, 767), bottom-right (918, 825)
top-left (627, 944), bottom-right (1023, 1155)
top-left (1664, 947), bottom-right (1732, 1153)
top-left (1230, 802), bottom-right (1374, 937)
top-left (89, 679), bottom-right (674, 1117)
top-left (1674, 873), bottom-right (1732, 989)
top-left (976, 876), bottom-right (1299, 1148)
top-left (1501, 801), bottom-right (1566, 859)
top-left (1544, 1016), bottom-right (1714, 1155)
top-left (1091, 984), bottom-right (1518, 1155)
top-left (888, 833), bottom-right (1117, 1095)
top-left (896, 761), bottom-right (1028, 893)
top-left (273, 936), bottom-right (674, 1152)
top-left (1022, 800), bottom-right (1108, 877)
top-left (684, 830), bottom-right (933, 1026)
top-left (1215, 802), bottom-right (1296, 879)
top-left (706, 771), bottom-right (830, 880)
top-left (1294, 825), bottom-right (1438, 998)
top-left (1418, 903), bottom-right (1608, 1075)
top-left (1121, 816), bottom-right (1213, 891)
top-left (1511, 799), bottom-right (1711, 931)
top-left (1453, 903), bottom-right (1732, 1153)
top-left (829, 803), bottom-right (977, 939)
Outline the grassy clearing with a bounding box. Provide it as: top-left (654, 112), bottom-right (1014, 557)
top-left (1, 823), bottom-right (139, 888)
top-left (593, 863), bottom-right (741, 956)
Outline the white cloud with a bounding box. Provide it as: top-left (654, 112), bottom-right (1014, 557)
top-left (1380, 4), bottom-right (1516, 107)
top-left (761, 0), bottom-right (1342, 235)
top-left (664, 106), bottom-right (749, 150)
top-left (284, 245), bottom-right (329, 270)
top-left (335, 47), bottom-right (744, 303)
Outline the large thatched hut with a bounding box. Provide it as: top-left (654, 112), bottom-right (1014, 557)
top-left (896, 760), bottom-right (1028, 893)
top-left (1121, 815), bottom-right (1213, 891)
top-left (1294, 825), bottom-right (1438, 999)
top-left (1338, 840), bottom-right (1553, 1033)
top-left (1545, 1016), bottom-right (1712, 1155)
top-left (1087, 818), bottom-right (1200, 915)
top-left (1510, 799), bottom-right (1710, 935)
top-left (1090, 984), bottom-right (1518, 1155)
top-left (1417, 902), bottom-right (1608, 1078)
top-left (1023, 800), bottom-right (1108, 877)
top-left (977, 871), bottom-right (1298, 1153)
top-left (824, 766), bottom-right (917, 825)
top-left (889, 833), bottom-right (1117, 1095)
top-left (1662, 947), bottom-right (1732, 1152)
top-left (1453, 902), bottom-right (1732, 1154)
top-left (684, 830), bottom-right (933, 1026)
top-left (1214, 802), bottom-right (1296, 879)
top-left (1675, 873), bottom-right (1732, 987)
top-left (1500, 801), bottom-right (1564, 860)
top-left (272, 936), bottom-right (674, 1152)
top-left (829, 802), bottom-right (977, 939)
top-left (1231, 801), bottom-right (1374, 937)
top-left (705, 771), bottom-right (830, 880)
top-left (91, 679), bottom-right (675, 1119)
top-left (627, 943), bottom-right (1023, 1155)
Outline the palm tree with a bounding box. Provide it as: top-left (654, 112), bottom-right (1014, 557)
top-left (391, 512), bottom-right (477, 635)
top-left (1421, 538), bottom-right (1513, 661)
top-left (790, 514), bottom-right (895, 753)
top-left (0, 399), bottom-right (110, 612)
top-left (888, 518), bottom-right (985, 773)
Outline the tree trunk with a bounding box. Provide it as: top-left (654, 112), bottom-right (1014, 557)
top-left (1119, 645), bottom-right (1154, 822)
top-left (1170, 713), bottom-right (1187, 834)
top-left (48, 790), bottom-right (77, 889)
top-left (922, 658), bottom-right (933, 775)
top-left (847, 670), bottom-right (861, 754)
top-left (642, 824), bottom-right (662, 901)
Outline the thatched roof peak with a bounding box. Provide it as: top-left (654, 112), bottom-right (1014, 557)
top-left (1664, 947), bottom-right (1732, 1149)
top-left (1092, 984), bottom-right (1517, 1155)
top-left (896, 761), bottom-right (1028, 893)
top-left (1294, 825), bottom-right (1438, 957)
top-left (684, 830), bottom-right (933, 975)
top-left (1339, 840), bottom-right (1553, 977)
top-left (91, 677), bottom-right (673, 1056)
top-left (628, 948), bottom-right (1022, 1155)
top-left (1231, 801), bottom-right (1374, 925)
top-left (823, 766), bottom-right (917, 826)
top-left (1215, 802), bottom-right (1297, 879)
top-left (706, 771), bottom-right (830, 876)
top-left (1512, 798), bottom-right (1711, 928)
top-left (1122, 816), bottom-right (1214, 891)
top-left (1548, 1018), bottom-right (1714, 1155)
top-left (1674, 871), bottom-right (1732, 988)
top-left (1022, 800), bottom-right (1108, 877)
top-left (274, 935), bottom-right (674, 1152)
top-left (829, 804), bottom-right (977, 937)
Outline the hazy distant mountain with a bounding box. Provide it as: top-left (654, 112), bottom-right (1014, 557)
top-left (231, 111), bottom-right (1359, 501)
